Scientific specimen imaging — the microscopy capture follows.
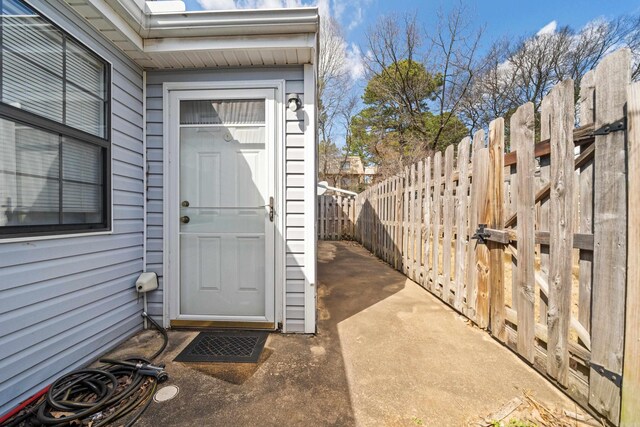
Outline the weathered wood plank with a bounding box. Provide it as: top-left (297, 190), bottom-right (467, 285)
top-left (395, 176), bottom-right (403, 270)
top-left (503, 124), bottom-right (595, 166)
top-left (466, 131), bottom-right (484, 319)
top-left (488, 118), bottom-right (506, 341)
top-left (321, 196), bottom-right (325, 240)
top-left (621, 80), bottom-right (640, 427)
top-left (454, 138), bottom-right (470, 311)
top-left (432, 153), bottom-right (442, 295)
top-left (547, 79), bottom-right (575, 387)
top-left (416, 160), bottom-right (424, 282)
top-left (338, 195), bottom-right (344, 240)
top-left (507, 124), bottom-right (518, 309)
top-left (538, 96), bottom-right (551, 326)
top-left (473, 132), bottom-right (491, 328)
top-left (442, 145), bottom-right (455, 304)
top-left (409, 163), bottom-right (417, 280)
top-left (513, 102), bottom-right (536, 362)
top-left (578, 73), bottom-right (595, 334)
top-left (403, 167), bottom-right (410, 274)
top-left (505, 143), bottom-right (595, 229)
top-left (423, 158), bottom-right (432, 287)
top-left (589, 48), bottom-right (630, 425)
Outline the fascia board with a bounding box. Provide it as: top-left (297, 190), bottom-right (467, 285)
top-left (143, 7), bottom-right (319, 38)
top-left (143, 33), bottom-right (316, 53)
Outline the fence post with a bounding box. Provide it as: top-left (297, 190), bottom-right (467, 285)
top-left (488, 118), bottom-right (506, 341)
top-left (590, 49), bottom-right (630, 425)
top-left (621, 80), bottom-right (640, 427)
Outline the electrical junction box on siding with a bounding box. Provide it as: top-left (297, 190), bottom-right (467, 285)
top-left (136, 272), bottom-right (158, 293)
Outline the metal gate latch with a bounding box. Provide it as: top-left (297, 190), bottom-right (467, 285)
top-left (471, 224), bottom-right (490, 244)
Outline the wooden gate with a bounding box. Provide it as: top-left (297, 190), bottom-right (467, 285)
top-left (352, 49), bottom-right (639, 426)
top-left (317, 195), bottom-right (356, 240)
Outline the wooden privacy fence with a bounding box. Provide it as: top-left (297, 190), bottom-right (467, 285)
top-left (352, 49), bottom-right (639, 426)
top-left (317, 195), bottom-right (356, 240)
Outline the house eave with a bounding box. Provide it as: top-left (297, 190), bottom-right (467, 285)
top-left (66, 0), bottom-right (319, 69)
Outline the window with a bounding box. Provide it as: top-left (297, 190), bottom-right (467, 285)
top-left (341, 160), bottom-right (350, 172)
top-left (0, 0), bottom-right (110, 238)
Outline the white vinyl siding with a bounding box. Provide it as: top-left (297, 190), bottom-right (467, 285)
top-left (0, 0), bottom-right (144, 416)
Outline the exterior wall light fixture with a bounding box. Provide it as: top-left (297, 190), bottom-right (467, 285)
top-left (288, 94), bottom-right (302, 112)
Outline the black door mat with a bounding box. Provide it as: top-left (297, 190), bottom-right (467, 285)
top-left (175, 330), bottom-right (268, 363)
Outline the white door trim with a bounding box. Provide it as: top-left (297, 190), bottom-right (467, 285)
top-left (161, 80), bottom-right (285, 328)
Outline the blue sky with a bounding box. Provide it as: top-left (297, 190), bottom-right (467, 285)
top-left (185, 0), bottom-right (639, 146)
top-left (185, 0), bottom-right (640, 59)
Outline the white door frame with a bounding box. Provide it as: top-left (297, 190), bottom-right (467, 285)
top-left (162, 80), bottom-right (285, 328)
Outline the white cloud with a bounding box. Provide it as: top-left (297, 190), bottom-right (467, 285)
top-left (316, 0), bottom-right (331, 17)
top-left (197, 0), bottom-right (306, 9)
top-left (344, 43), bottom-right (364, 81)
top-left (536, 20), bottom-right (557, 36)
top-left (198, 0), bottom-right (235, 9)
top-left (332, 0), bottom-right (345, 20)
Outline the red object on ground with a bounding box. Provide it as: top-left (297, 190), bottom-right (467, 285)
top-left (0, 385), bottom-right (50, 424)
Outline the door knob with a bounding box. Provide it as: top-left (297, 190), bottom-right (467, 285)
top-left (180, 216), bottom-right (190, 224)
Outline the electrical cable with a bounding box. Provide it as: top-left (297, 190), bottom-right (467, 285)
top-left (2, 313), bottom-right (169, 427)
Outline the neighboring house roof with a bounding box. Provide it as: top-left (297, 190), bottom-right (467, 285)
top-left (364, 165), bottom-right (378, 175)
top-left (322, 156), bottom-right (378, 176)
top-left (63, 0), bottom-right (319, 69)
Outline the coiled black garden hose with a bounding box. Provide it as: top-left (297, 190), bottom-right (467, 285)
top-left (3, 312), bottom-right (168, 427)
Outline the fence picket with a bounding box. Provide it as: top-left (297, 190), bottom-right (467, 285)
top-left (578, 70), bottom-right (595, 334)
top-left (621, 80), bottom-right (640, 426)
top-left (466, 130), bottom-right (484, 320)
top-left (589, 49), bottom-right (630, 425)
top-left (547, 79), bottom-right (575, 386)
top-left (431, 153), bottom-right (442, 294)
top-left (488, 118), bottom-right (506, 341)
top-left (454, 138), bottom-right (470, 311)
top-left (423, 158), bottom-right (432, 287)
top-left (513, 103), bottom-right (536, 362)
top-left (442, 145), bottom-right (455, 303)
top-left (538, 96), bottom-right (551, 324)
top-left (416, 161), bottom-right (424, 282)
top-left (474, 142), bottom-right (491, 329)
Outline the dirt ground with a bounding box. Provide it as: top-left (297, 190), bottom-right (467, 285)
top-left (105, 241), bottom-right (590, 426)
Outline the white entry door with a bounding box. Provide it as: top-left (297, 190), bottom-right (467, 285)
top-left (168, 88), bottom-right (276, 324)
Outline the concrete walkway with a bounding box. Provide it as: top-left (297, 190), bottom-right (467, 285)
top-left (120, 241), bottom-right (579, 426)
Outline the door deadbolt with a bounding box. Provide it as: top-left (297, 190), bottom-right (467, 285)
top-left (180, 216), bottom-right (190, 224)
top-left (181, 200), bottom-right (190, 207)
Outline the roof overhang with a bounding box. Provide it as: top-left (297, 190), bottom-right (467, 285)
top-left (64, 0), bottom-right (319, 70)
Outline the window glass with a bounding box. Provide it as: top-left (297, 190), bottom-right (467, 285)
top-left (0, 116), bottom-right (104, 227)
top-left (2, 50), bottom-right (64, 123)
top-left (180, 99), bottom-right (265, 125)
top-left (1, 0), bottom-right (108, 138)
top-left (66, 39), bottom-right (105, 98)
